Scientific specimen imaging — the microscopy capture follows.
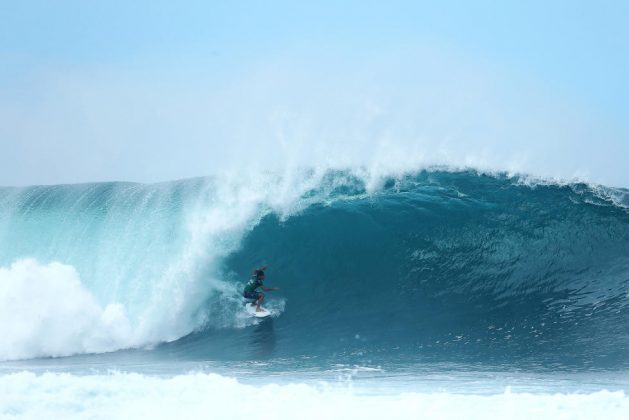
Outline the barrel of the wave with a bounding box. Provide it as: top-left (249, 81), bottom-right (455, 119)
top-left (223, 170), bottom-right (629, 368)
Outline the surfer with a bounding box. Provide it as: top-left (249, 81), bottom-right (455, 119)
top-left (243, 265), bottom-right (278, 312)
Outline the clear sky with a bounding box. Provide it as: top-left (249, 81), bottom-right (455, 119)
top-left (1, 1), bottom-right (628, 186)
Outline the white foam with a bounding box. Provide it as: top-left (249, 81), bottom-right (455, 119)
top-left (0, 371), bottom-right (627, 420)
top-left (0, 259), bottom-right (134, 361)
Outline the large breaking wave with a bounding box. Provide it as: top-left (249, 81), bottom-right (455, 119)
top-left (0, 169), bottom-right (628, 366)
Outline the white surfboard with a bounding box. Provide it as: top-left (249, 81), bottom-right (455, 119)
top-left (245, 303), bottom-right (271, 318)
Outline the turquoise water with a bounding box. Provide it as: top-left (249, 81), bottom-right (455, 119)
top-left (1, 169), bottom-right (629, 417)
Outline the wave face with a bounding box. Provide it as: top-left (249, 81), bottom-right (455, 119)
top-left (1, 170), bottom-right (628, 367)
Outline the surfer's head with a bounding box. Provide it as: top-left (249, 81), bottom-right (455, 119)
top-left (254, 269), bottom-right (265, 280)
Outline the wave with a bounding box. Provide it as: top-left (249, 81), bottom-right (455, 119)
top-left (0, 169), bottom-right (628, 365)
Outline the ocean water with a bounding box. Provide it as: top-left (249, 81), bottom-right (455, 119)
top-left (1, 169), bottom-right (629, 418)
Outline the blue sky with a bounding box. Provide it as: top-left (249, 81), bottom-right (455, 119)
top-left (1, 1), bottom-right (628, 186)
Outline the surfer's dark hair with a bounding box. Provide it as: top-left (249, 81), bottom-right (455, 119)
top-left (254, 269), bottom-right (265, 279)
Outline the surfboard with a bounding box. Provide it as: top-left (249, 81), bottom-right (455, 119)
top-left (245, 303), bottom-right (271, 318)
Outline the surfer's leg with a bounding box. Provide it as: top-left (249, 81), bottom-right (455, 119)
top-left (245, 291), bottom-right (257, 306)
top-left (256, 292), bottom-right (265, 311)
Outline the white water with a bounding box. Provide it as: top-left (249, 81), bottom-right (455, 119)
top-left (0, 371), bottom-right (627, 420)
top-left (0, 259), bottom-right (133, 361)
